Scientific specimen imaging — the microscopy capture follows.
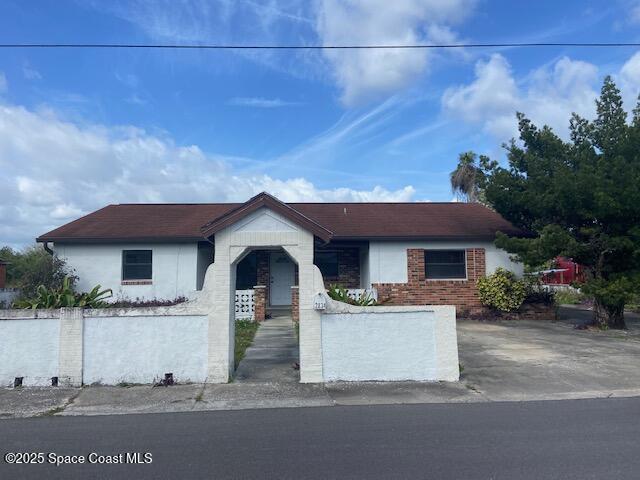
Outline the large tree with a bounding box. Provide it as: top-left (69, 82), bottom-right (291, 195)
top-left (450, 151), bottom-right (494, 203)
top-left (475, 76), bottom-right (640, 329)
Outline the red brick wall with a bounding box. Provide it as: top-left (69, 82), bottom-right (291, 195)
top-left (0, 263), bottom-right (6, 289)
top-left (373, 248), bottom-right (486, 314)
top-left (256, 250), bottom-right (270, 305)
top-left (253, 286), bottom-right (266, 322)
top-left (291, 286), bottom-right (299, 323)
top-left (318, 246), bottom-right (360, 288)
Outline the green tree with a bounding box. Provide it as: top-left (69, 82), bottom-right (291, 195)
top-left (450, 151), bottom-right (496, 203)
top-left (0, 245), bottom-right (76, 299)
top-left (474, 76), bottom-right (640, 329)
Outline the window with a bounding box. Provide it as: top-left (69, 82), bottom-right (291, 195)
top-left (122, 250), bottom-right (152, 281)
top-left (424, 250), bottom-right (466, 279)
top-left (315, 251), bottom-right (339, 279)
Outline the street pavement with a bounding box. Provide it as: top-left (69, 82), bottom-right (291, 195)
top-left (1, 397), bottom-right (639, 479)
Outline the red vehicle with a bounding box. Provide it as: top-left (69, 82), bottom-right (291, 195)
top-left (541, 257), bottom-right (586, 285)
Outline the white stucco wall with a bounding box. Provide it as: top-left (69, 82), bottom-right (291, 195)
top-left (0, 314), bottom-right (60, 387)
top-left (367, 240), bottom-right (523, 284)
top-left (321, 302), bottom-right (458, 382)
top-left (83, 314), bottom-right (208, 385)
top-left (53, 243), bottom-right (200, 301)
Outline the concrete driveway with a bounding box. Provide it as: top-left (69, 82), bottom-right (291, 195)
top-left (457, 306), bottom-right (640, 401)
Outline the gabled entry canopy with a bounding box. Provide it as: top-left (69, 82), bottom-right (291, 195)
top-left (200, 192), bottom-right (333, 243)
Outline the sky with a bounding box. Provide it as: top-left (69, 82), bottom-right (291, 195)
top-left (1, 0), bottom-right (640, 247)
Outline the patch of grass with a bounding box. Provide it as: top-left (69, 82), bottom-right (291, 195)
top-left (116, 381), bottom-right (143, 388)
top-left (195, 391), bottom-right (204, 402)
top-left (554, 289), bottom-right (587, 305)
top-left (40, 406), bottom-right (65, 417)
top-left (235, 319), bottom-right (259, 368)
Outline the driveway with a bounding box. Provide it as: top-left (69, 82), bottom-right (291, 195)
top-left (457, 306), bottom-right (640, 401)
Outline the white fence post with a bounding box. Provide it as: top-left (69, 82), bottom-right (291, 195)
top-left (58, 307), bottom-right (84, 386)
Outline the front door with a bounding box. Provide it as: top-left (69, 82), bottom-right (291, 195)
top-left (269, 252), bottom-right (295, 306)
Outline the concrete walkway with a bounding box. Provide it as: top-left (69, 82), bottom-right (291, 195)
top-left (234, 314), bottom-right (299, 384)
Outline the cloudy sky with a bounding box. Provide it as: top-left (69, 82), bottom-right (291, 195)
top-left (1, 0), bottom-right (640, 247)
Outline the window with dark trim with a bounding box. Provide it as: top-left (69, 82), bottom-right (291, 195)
top-left (315, 251), bottom-right (339, 279)
top-left (424, 250), bottom-right (466, 279)
top-left (122, 250), bottom-right (152, 281)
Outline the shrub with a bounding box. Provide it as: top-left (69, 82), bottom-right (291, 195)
top-left (0, 245), bottom-right (77, 299)
top-left (13, 277), bottom-right (112, 309)
top-left (327, 284), bottom-right (377, 306)
top-left (553, 289), bottom-right (586, 305)
top-left (109, 297), bottom-right (188, 308)
top-left (477, 268), bottom-right (527, 312)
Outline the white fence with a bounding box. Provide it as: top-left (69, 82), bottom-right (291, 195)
top-left (235, 289), bottom-right (255, 320)
top-left (320, 298), bottom-right (458, 382)
top-left (0, 306), bottom-right (208, 387)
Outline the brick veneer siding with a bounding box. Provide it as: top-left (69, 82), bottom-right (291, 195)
top-left (291, 286), bottom-right (299, 323)
top-left (253, 285), bottom-right (266, 322)
top-left (256, 251), bottom-right (270, 305)
top-left (318, 247), bottom-right (360, 288)
top-left (373, 248), bottom-right (486, 314)
top-left (0, 263), bottom-right (6, 289)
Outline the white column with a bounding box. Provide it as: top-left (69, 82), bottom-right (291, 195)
top-left (206, 231), bottom-right (234, 383)
top-left (286, 235), bottom-right (325, 383)
top-left (58, 307), bottom-right (84, 386)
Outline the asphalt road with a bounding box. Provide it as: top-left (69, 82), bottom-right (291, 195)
top-left (1, 397), bottom-right (639, 479)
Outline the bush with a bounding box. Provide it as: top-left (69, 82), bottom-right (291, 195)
top-left (553, 289), bottom-right (586, 305)
top-left (0, 245), bottom-right (76, 299)
top-left (477, 268), bottom-right (527, 312)
top-left (327, 284), bottom-right (377, 306)
top-left (13, 277), bottom-right (112, 309)
top-left (109, 297), bottom-right (188, 308)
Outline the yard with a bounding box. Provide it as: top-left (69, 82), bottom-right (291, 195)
top-left (235, 319), bottom-right (259, 368)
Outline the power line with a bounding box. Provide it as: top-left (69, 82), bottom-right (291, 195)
top-left (0, 42), bottom-right (639, 50)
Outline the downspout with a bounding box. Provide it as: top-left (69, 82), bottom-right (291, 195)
top-left (43, 242), bottom-right (54, 255)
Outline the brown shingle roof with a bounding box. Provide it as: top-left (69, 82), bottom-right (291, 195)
top-left (37, 201), bottom-right (522, 243)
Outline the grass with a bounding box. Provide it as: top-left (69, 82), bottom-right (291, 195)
top-left (554, 289), bottom-right (587, 305)
top-left (235, 319), bottom-right (259, 368)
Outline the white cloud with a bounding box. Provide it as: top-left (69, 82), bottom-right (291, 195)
top-left (442, 53), bottom-right (603, 139)
top-left (227, 97), bottom-right (304, 108)
top-left (619, 51), bottom-right (640, 108)
top-left (0, 72), bottom-right (7, 94)
top-left (22, 62), bottom-right (42, 81)
top-left (630, 1), bottom-right (640, 24)
top-left (315, 0), bottom-right (475, 106)
top-left (0, 103), bottom-right (415, 246)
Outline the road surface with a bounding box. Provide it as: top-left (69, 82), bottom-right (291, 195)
top-left (1, 397), bottom-right (639, 479)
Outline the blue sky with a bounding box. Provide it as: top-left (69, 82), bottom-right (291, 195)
top-left (1, 0), bottom-right (640, 246)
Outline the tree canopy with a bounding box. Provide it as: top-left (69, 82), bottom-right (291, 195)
top-left (470, 76), bottom-right (640, 328)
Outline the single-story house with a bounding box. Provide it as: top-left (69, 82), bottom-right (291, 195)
top-left (36, 192), bottom-right (523, 316)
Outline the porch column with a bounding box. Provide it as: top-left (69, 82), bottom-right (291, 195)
top-left (253, 285), bottom-right (266, 322)
top-left (284, 234), bottom-right (324, 383)
top-left (206, 230), bottom-right (235, 383)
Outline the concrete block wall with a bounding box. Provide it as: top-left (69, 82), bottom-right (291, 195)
top-left (0, 305), bottom-right (208, 387)
top-left (321, 299), bottom-right (459, 382)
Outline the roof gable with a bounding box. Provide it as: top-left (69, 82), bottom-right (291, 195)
top-left (200, 192), bottom-right (333, 242)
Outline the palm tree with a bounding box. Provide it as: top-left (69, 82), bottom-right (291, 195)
top-left (450, 152), bottom-right (484, 202)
